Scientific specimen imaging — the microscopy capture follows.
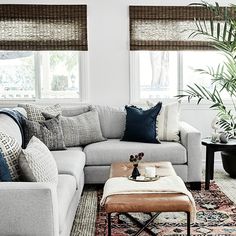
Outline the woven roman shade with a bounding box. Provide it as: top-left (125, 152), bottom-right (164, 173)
top-left (130, 6), bottom-right (229, 51)
top-left (0, 5), bottom-right (87, 50)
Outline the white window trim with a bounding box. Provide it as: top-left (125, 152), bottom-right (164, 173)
top-left (79, 51), bottom-right (89, 103)
top-left (0, 51), bottom-right (89, 106)
top-left (129, 51), bottom-right (140, 104)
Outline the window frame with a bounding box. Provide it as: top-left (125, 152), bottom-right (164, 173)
top-left (0, 51), bottom-right (89, 104)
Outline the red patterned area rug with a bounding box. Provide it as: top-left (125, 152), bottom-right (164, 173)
top-left (95, 183), bottom-right (236, 235)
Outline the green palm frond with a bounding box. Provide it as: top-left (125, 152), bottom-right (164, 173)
top-left (178, 2), bottom-right (236, 134)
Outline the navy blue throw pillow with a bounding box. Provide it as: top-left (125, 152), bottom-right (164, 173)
top-left (0, 152), bottom-right (12, 181)
top-left (121, 102), bottom-right (162, 143)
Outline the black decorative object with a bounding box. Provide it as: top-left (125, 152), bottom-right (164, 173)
top-left (129, 152), bottom-right (144, 180)
top-left (131, 164), bottom-right (140, 179)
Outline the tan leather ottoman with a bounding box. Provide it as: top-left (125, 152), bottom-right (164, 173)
top-left (104, 162), bottom-right (192, 236)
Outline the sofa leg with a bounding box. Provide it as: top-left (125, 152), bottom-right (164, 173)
top-left (189, 182), bottom-right (201, 190)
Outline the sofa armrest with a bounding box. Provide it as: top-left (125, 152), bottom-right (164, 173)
top-left (180, 121), bottom-right (202, 182)
top-left (0, 182), bottom-right (59, 236)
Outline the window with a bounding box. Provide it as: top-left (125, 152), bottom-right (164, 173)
top-left (129, 6), bottom-right (229, 102)
top-left (0, 51), bottom-right (86, 100)
top-left (130, 51), bottom-right (225, 101)
top-left (0, 5), bottom-right (88, 101)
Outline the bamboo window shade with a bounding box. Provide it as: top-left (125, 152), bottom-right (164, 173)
top-left (129, 6), bottom-right (231, 51)
top-left (0, 5), bottom-right (87, 50)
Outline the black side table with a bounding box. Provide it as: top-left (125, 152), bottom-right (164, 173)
top-left (202, 138), bottom-right (236, 190)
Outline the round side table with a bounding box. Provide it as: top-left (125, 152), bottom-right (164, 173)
top-left (202, 138), bottom-right (236, 190)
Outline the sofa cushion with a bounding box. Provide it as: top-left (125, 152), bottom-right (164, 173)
top-left (0, 114), bottom-right (22, 146)
top-left (84, 139), bottom-right (187, 165)
top-left (95, 105), bottom-right (126, 139)
top-left (61, 105), bottom-right (91, 117)
top-left (51, 147), bottom-right (85, 188)
top-left (57, 174), bottom-right (76, 233)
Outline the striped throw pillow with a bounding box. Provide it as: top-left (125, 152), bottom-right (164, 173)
top-left (147, 101), bottom-right (180, 142)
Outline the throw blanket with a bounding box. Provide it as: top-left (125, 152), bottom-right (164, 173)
top-left (0, 108), bottom-right (25, 147)
top-left (101, 175), bottom-right (196, 222)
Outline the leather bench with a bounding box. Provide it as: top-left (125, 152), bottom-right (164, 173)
top-left (104, 162), bottom-right (193, 236)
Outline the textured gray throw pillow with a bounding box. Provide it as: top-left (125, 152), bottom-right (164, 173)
top-left (61, 116), bottom-right (80, 147)
top-left (19, 136), bottom-right (58, 184)
top-left (61, 109), bottom-right (106, 146)
top-left (23, 113), bottom-right (66, 150)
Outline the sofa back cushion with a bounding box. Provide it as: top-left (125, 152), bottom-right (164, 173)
top-left (61, 105), bottom-right (91, 117)
top-left (0, 114), bottom-right (23, 146)
top-left (94, 105), bottom-right (126, 139)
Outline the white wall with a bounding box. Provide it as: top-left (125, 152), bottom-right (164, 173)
top-left (85, 0), bottom-right (230, 140)
top-left (2, 0), bottom-right (233, 147)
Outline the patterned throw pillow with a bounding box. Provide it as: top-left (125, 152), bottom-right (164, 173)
top-left (18, 103), bottom-right (62, 122)
top-left (19, 136), bottom-right (58, 184)
top-left (0, 131), bottom-right (21, 181)
top-left (61, 109), bottom-right (106, 146)
top-left (147, 101), bottom-right (180, 142)
top-left (22, 113), bottom-right (66, 150)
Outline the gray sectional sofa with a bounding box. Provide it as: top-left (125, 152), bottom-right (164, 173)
top-left (0, 104), bottom-right (202, 236)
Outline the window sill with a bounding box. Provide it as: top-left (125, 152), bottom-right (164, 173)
top-left (0, 98), bottom-right (88, 108)
top-left (131, 98), bottom-right (235, 110)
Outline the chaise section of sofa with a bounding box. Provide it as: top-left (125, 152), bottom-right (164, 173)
top-left (0, 112), bottom-right (85, 236)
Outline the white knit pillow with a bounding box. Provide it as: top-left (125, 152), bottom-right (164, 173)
top-left (19, 136), bottom-right (58, 184)
top-left (147, 101), bottom-right (180, 142)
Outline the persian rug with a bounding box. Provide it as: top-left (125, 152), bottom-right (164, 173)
top-left (71, 181), bottom-right (236, 236)
top-left (95, 182), bottom-right (236, 235)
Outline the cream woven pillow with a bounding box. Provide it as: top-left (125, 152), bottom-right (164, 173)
top-left (19, 136), bottom-right (58, 184)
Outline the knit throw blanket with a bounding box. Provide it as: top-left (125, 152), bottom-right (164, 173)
top-left (100, 175), bottom-right (196, 222)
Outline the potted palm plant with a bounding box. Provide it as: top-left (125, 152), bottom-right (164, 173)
top-left (177, 2), bottom-right (236, 177)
